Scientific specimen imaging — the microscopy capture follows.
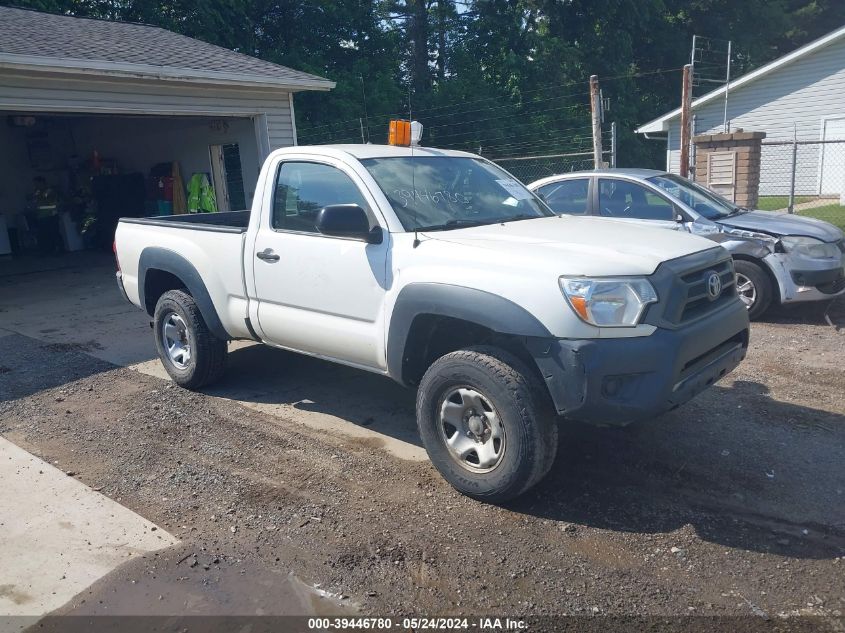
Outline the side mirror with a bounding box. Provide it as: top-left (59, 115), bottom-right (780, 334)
top-left (316, 204), bottom-right (383, 244)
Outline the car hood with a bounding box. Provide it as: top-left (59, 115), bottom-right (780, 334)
top-left (421, 215), bottom-right (720, 276)
top-left (715, 210), bottom-right (844, 242)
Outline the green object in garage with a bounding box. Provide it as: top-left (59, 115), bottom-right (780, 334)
top-left (187, 173), bottom-right (217, 214)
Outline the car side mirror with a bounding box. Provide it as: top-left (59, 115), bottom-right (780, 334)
top-left (316, 204), bottom-right (383, 244)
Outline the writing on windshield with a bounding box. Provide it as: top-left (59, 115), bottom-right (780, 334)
top-left (361, 156), bottom-right (552, 231)
top-left (393, 188), bottom-right (470, 208)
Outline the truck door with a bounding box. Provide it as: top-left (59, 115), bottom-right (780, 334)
top-left (251, 159), bottom-right (389, 370)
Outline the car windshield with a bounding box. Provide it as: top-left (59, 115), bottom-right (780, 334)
top-left (647, 173), bottom-right (741, 219)
top-left (360, 156), bottom-right (553, 231)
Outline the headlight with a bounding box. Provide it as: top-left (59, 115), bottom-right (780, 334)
top-left (560, 277), bottom-right (658, 327)
top-left (779, 236), bottom-right (839, 259)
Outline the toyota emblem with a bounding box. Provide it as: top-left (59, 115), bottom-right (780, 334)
top-left (707, 271), bottom-right (722, 299)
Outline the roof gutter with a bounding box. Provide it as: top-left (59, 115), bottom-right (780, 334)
top-left (0, 53), bottom-right (335, 91)
top-left (634, 24), bottom-right (845, 135)
top-left (643, 132), bottom-right (668, 140)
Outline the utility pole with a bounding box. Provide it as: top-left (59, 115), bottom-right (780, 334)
top-left (723, 40), bottom-right (732, 132)
top-left (610, 121), bottom-right (617, 168)
top-left (590, 75), bottom-right (603, 169)
top-left (679, 64), bottom-right (693, 178)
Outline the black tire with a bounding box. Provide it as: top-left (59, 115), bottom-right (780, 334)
top-left (734, 259), bottom-right (773, 320)
top-left (153, 289), bottom-right (227, 389)
top-left (416, 345), bottom-right (558, 503)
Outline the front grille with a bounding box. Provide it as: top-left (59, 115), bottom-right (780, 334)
top-left (643, 248), bottom-right (742, 329)
top-left (677, 258), bottom-right (736, 323)
top-left (837, 240), bottom-right (845, 254)
top-left (645, 250), bottom-right (737, 327)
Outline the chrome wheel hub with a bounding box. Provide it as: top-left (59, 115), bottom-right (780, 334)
top-left (439, 387), bottom-right (505, 472)
top-left (161, 312), bottom-right (191, 369)
top-left (735, 272), bottom-right (757, 309)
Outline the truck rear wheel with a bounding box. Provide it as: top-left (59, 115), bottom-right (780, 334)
top-left (734, 260), bottom-right (773, 320)
top-left (153, 289), bottom-right (227, 389)
top-left (416, 345), bottom-right (558, 503)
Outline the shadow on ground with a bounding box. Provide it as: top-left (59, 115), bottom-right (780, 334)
top-left (204, 343), bottom-right (845, 560)
top-left (0, 333), bottom-right (115, 402)
top-left (763, 295), bottom-right (845, 328)
top-left (513, 380), bottom-right (845, 560)
top-left (204, 343), bottom-right (419, 447)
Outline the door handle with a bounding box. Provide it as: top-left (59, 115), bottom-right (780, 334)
top-left (256, 249), bottom-right (280, 262)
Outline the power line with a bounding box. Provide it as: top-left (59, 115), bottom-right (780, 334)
top-left (298, 88), bottom-right (591, 138)
top-left (298, 100), bottom-right (590, 144)
top-left (434, 125), bottom-right (595, 151)
top-left (469, 134), bottom-right (595, 156)
top-left (298, 67), bottom-right (682, 137)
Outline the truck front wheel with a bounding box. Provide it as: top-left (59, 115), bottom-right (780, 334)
top-left (416, 345), bottom-right (558, 503)
top-left (153, 289), bottom-right (227, 389)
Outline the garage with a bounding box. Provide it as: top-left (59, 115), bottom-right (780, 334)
top-left (0, 6), bottom-right (333, 263)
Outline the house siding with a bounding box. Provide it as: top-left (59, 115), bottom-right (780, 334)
top-left (0, 70), bottom-right (296, 150)
top-left (664, 36), bottom-right (845, 196)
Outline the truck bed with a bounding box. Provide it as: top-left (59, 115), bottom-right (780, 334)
top-left (119, 210), bottom-right (250, 234)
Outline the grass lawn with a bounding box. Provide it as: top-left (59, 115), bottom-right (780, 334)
top-left (756, 196), bottom-right (845, 230)
top-left (756, 195), bottom-right (814, 211)
top-left (798, 204), bottom-right (845, 231)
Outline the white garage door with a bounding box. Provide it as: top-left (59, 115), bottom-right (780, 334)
top-left (820, 117), bottom-right (845, 196)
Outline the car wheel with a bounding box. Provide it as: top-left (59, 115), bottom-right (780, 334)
top-left (153, 289), bottom-right (227, 389)
top-left (416, 345), bottom-right (558, 503)
top-left (734, 260), bottom-right (773, 320)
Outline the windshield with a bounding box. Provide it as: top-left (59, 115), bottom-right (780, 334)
top-left (647, 173), bottom-right (740, 220)
top-left (360, 156), bottom-right (553, 231)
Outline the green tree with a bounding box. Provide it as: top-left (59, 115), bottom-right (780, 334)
top-left (4, 0), bottom-right (845, 167)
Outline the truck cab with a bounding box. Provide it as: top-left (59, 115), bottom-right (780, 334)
top-left (115, 143), bottom-right (750, 502)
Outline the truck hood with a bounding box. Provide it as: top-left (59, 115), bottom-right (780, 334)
top-left (716, 210), bottom-right (844, 243)
top-left (421, 215), bottom-right (719, 276)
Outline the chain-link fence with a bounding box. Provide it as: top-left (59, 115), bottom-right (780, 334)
top-left (759, 138), bottom-right (845, 228)
top-left (492, 152), bottom-right (601, 183)
top-left (488, 123), bottom-right (616, 184)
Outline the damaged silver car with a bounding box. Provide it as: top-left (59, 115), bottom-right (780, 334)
top-left (529, 169), bottom-right (845, 319)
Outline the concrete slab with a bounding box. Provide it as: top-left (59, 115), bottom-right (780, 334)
top-left (130, 343), bottom-right (427, 462)
top-left (0, 437), bottom-right (178, 617)
top-left (0, 255), bottom-right (153, 367)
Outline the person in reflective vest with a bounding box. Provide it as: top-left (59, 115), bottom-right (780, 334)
top-left (29, 176), bottom-right (63, 253)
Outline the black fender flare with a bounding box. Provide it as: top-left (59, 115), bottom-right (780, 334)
top-left (386, 283), bottom-right (553, 384)
top-left (138, 247), bottom-right (231, 341)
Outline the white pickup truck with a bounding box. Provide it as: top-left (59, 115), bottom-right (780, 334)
top-left (115, 144), bottom-right (750, 502)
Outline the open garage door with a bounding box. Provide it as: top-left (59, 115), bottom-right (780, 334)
top-left (0, 112), bottom-right (260, 263)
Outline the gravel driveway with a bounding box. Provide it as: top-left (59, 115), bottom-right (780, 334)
top-left (0, 299), bottom-right (843, 625)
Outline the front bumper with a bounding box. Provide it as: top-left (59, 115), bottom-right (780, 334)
top-left (765, 251), bottom-right (845, 304)
top-left (529, 298), bottom-right (749, 426)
